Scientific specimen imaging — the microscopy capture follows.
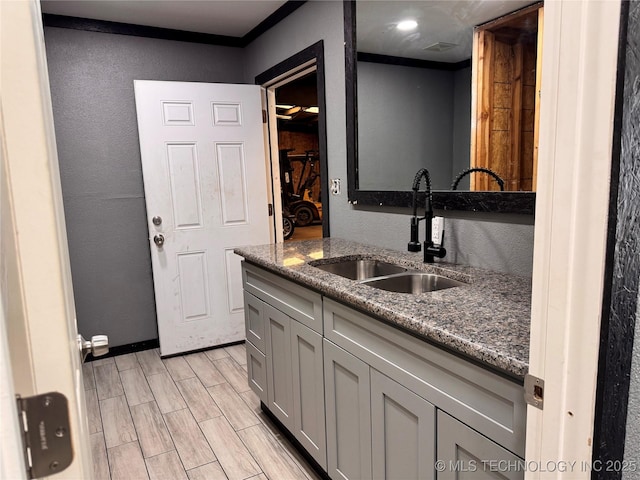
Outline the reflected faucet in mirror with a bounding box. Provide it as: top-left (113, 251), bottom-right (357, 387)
top-left (408, 168), bottom-right (447, 263)
top-left (451, 168), bottom-right (505, 191)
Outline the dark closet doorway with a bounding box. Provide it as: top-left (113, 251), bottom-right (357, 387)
top-left (276, 72), bottom-right (323, 241)
top-left (256, 41), bottom-right (329, 244)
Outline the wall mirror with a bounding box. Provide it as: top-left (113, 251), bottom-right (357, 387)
top-left (345, 0), bottom-right (540, 213)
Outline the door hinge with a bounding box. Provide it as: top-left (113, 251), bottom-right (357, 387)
top-left (262, 109), bottom-right (267, 123)
top-left (524, 374), bottom-right (544, 410)
top-left (16, 392), bottom-right (74, 479)
top-left (268, 203), bottom-right (273, 216)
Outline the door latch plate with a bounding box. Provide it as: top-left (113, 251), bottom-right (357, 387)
top-left (17, 392), bottom-right (73, 479)
top-left (524, 374), bottom-right (544, 410)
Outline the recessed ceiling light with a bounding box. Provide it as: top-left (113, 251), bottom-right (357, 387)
top-left (397, 20), bottom-right (418, 31)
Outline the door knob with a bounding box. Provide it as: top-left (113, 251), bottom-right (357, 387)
top-left (78, 334), bottom-right (109, 362)
top-left (154, 234), bottom-right (165, 247)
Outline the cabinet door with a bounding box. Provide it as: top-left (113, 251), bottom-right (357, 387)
top-left (246, 339), bottom-right (268, 403)
top-left (371, 369), bottom-right (436, 480)
top-left (244, 291), bottom-right (266, 353)
top-left (265, 304), bottom-right (293, 430)
top-left (437, 411), bottom-right (523, 480)
top-left (324, 339), bottom-right (372, 480)
top-left (291, 321), bottom-right (327, 469)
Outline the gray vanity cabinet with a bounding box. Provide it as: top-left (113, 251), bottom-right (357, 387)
top-left (242, 262), bottom-right (327, 469)
top-left (241, 262), bottom-right (526, 480)
top-left (371, 369), bottom-right (436, 480)
top-left (323, 339), bottom-right (372, 480)
top-left (437, 411), bottom-right (524, 480)
top-left (323, 297), bottom-right (526, 458)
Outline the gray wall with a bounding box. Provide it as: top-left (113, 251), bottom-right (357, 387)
top-left (357, 62), bottom-right (455, 191)
top-left (356, 63), bottom-right (473, 191)
top-left (452, 67), bottom-right (472, 188)
top-left (337, 207), bottom-right (534, 277)
top-left (44, 27), bottom-right (245, 346)
top-left (245, 1), bottom-right (533, 277)
top-left (47, 1), bottom-right (535, 347)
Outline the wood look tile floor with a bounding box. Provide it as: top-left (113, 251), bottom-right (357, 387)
top-left (85, 343), bottom-right (319, 480)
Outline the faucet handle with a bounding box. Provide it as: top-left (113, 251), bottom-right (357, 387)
top-left (408, 216), bottom-right (422, 252)
top-left (408, 241), bottom-right (422, 252)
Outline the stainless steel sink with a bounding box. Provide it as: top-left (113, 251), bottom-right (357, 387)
top-left (361, 272), bottom-right (465, 293)
top-left (312, 258), bottom-right (408, 280)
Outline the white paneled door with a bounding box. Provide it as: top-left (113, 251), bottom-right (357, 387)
top-left (135, 81), bottom-right (271, 356)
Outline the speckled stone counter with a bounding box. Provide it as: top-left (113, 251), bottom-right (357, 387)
top-left (235, 238), bottom-right (531, 379)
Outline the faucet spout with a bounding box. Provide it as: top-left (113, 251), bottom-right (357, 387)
top-left (407, 168), bottom-right (446, 263)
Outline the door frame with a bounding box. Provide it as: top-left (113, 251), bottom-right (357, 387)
top-left (526, 0), bottom-right (621, 476)
top-left (256, 41), bottom-right (330, 241)
top-left (1, 0), bottom-right (91, 478)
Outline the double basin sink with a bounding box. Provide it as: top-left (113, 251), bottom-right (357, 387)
top-left (310, 258), bottom-right (465, 294)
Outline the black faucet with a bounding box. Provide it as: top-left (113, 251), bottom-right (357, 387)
top-left (408, 168), bottom-right (446, 263)
top-left (450, 167), bottom-right (505, 191)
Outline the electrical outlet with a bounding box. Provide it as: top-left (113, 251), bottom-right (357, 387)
top-left (330, 178), bottom-right (341, 195)
top-left (432, 216), bottom-right (444, 245)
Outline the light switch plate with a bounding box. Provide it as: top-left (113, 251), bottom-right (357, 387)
top-left (330, 178), bottom-right (341, 195)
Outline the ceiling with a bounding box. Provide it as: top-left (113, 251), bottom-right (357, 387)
top-left (357, 1), bottom-right (538, 63)
top-left (40, 1), bottom-right (537, 63)
top-left (40, 0), bottom-right (288, 37)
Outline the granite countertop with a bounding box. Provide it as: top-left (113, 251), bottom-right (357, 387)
top-left (235, 238), bottom-right (531, 379)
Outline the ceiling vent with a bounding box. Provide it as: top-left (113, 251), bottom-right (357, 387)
top-left (423, 42), bottom-right (458, 52)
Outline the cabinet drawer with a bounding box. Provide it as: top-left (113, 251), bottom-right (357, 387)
top-left (246, 340), bottom-right (268, 404)
top-left (244, 292), bottom-right (266, 353)
top-left (324, 298), bottom-right (526, 457)
top-left (242, 262), bottom-right (323, 334)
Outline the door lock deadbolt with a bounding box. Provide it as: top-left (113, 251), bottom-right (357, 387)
top-left (152, 216), bottom-right (162, 226)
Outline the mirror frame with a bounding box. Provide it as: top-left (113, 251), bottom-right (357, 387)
top-left (344, 1), bottom-right (536, 214)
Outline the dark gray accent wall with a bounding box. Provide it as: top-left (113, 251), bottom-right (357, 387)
top-left (357, 62), bottom-right (455, 191)
top-left (44, 27), bottom-right (245, 347)
top-left (619, 0), bottom-right (640, 476)
top-left (625, 292), bottom-right (640, 480)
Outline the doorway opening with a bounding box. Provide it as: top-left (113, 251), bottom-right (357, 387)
top-left (256, 41), bottom-right (329, 243)
top-left (275, 72), bottom-right (323, 241)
